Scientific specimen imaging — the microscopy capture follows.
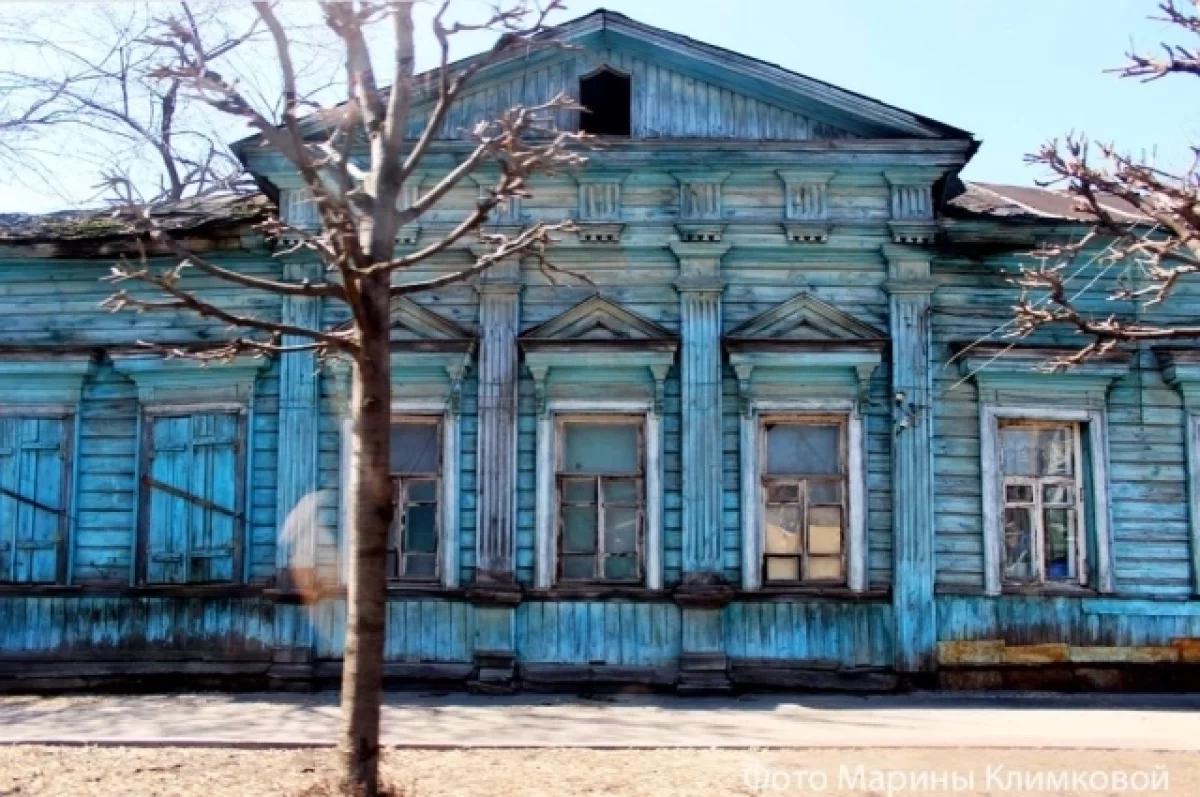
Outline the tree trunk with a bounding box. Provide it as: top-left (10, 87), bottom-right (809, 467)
top-left (340, 276), bottom-right (393, 796)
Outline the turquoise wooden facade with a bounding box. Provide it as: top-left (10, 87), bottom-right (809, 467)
top-left (2, 10), bottom-right (1199, 691)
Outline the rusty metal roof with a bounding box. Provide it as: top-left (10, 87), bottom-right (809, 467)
top-left (947, 181), bottom-right (1145, 223)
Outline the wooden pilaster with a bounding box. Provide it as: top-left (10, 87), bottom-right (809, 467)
top-left (274, 260), bottom-right (323, 591)
top-left (672, 242), bottom-right (730, 578)
top-left (473, 259), bottom-right (522, 581)
top-left (884, 245), bottom-right (937, 672)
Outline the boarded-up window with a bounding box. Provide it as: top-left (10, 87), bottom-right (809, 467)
top-left (557, 417), bottom-right (643, 582)
top-left (0, 415), bottom-right (69, 583)
top-left (761, 417), bottom-right (847, 584)
top-left (141, 410), bottom-right (243, 584)
top-left (999, 421), bottom-right (1086, 586)
top-left (389, 418), bottom-right (440, 580)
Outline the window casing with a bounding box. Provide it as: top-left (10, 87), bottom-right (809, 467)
top-left (556, 416), bottom-right (644, 583)
top-left (388, 417), bottom-right (441, 581)
top-left (139, 406), bottom-right (246, 585)
top-left (999, 420), bottom-right (1087, 587)
top-left (760, 415), bottom-right (848, 585)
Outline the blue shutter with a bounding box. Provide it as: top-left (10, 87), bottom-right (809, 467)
top-left (145, 411), bottom-right (242, 584)
top-left (0, 416), bottom-right (68, 583)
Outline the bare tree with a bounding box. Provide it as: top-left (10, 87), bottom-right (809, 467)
top-left (1016, 0), bottom-right (1200, 365)
top-left (47, 1), bottom-right (584, 794)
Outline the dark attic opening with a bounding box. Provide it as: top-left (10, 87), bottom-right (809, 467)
top-left (578, 67), bottom-right (631, 136)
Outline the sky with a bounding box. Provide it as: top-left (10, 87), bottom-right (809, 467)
top-left (0, 0), bottom-right (1195, 213)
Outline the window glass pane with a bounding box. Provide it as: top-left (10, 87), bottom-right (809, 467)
top-left (390, 422), bottom-right (439, 473)
top-left (562, 479), bottom-right (596, 503)
top-left (766, 483), bottom-right (799, 503)
top-left (1044, 508), bottom-right (1076, 580)
top-left (403, 504), bottom-right (438, 553)
top-left (604, 555), bottom-right (637, 580)
top-left (1042, 484), bottom-right (1074, 505)
top-left (765, 557), bottom-right (800, 581)
top-left (807, 557), bottom-right (843, 581)
top-left (403, 553), bottom-right (436, 577)
top-left (1005, 484), bottom-right (1034, 503)
top-left (1003, 507), bottom-right (1035, 581)
top-left (562, 422), bottom-right (639, 474)
top-left (604, 507), bottom-right (639, 554)
top-left (765, 424), bottom-right (840, 475)
top-left (808, 507), bottom-right (843, 555)
top-left (603, 479), bottom-right (640, 504)
top-left (765, 505), bottom-right (801, 554)
top-left (562, 555), bottom-right (594, 580)
top-left (808, 480), bottom-right (842, 505)
top-left (1000, 427), bottom-right (1040, 476)
top-left (407, 479), bottom-right (437, 503)
top-left (562, 506), bottom-right (597, 552)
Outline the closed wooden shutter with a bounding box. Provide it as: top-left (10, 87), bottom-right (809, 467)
top-left (144, 411), bottom-right (242, 584)
top-left (0, 416), bottom-right (68, 583)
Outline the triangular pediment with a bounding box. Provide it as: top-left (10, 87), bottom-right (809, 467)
top-left (393, 11), bottom-right (968, 142)
top-left (727, 294), bottom-right (885, 342)
top-left (521, 296), bottom-right (673, 342)
top-left (335, 297), bottom-right (472, 341)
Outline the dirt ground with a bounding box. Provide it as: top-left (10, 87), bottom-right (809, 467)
top-left (1, 746), bottom-right (1197, 797)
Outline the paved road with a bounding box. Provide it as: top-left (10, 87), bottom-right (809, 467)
top-left (2, 692), bottom-right (1199, 750)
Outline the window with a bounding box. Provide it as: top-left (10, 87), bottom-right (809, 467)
top-left (0, 414), bottom-right (71, 583)
top-left (999, 421), bottom-right (1086, 586)
top-left (578, 67), bottom-right (631, 136)
top-left (140, 409), bottom-right (245, 584)
top-left (760, 417), bottom-right (847, 584)
top-left (556, 417), bottom-right (643, 582)
top-left (389, 418), bottom-right (441, 580)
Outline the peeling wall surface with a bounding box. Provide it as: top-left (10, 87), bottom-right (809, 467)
top-left (1, 10), bottom-right (1198, 692)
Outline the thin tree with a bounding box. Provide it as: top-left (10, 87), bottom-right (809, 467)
top-left (1015, 0), bottom-right (1200, 365)
top-left (67, 2), bottom-right (583, 794)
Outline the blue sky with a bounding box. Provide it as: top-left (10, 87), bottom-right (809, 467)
top-left (1, 0), bottom-right (1195, 212)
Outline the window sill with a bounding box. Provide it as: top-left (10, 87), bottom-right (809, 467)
top-left (526, 584), bottom-right (671, 602)
top-left (741, 586), bottom-right (892, 602)
top-left (1002, 584), bottom-right (1097, 598)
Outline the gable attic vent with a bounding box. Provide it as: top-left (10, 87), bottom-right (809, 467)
top-left (578, 66), bottom-right (631, 137)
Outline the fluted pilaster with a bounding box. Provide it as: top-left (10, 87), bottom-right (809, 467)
top-left (884, 245), bottom-right (937, 672)
top-left (474, 260), bottom-right (521, 580)
top-left (672, 242), bottom-right (730, 576)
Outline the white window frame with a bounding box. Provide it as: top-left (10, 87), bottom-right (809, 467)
top-left (740, 398), bottom-right (868, 592)
top-left (534, 398), bottom-right (663, 590)
top-left (980, 405), bottom-right (1114, 595)
top-left (339, 399), bottom-right (460, 588)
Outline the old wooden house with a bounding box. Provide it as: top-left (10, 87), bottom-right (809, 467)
top-left (2, 10), bottom-right (1199, 692)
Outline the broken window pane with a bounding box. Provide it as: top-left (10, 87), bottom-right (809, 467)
top-left (765, 424), bottom-right (840, 475)
top-left (1005, 484), bottom-right (1034, 503)
top-left (604, 507), bottom-right (639, 554)
top-left (765, 504), bottom-right (802, 554)
top-left (1003, 507), bottom-right (1035, 582)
